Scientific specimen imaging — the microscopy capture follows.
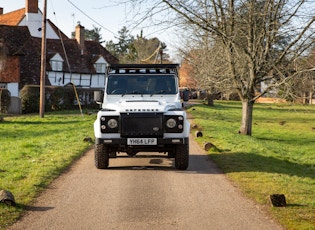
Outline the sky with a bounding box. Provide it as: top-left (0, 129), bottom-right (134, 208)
top-left (0, 0), bottom-right (181, 60)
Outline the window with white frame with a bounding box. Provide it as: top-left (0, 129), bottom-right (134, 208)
top-left (94, 63), bottom-right (106, 73)
top-left (94, 56), bottom-right (107, 73)
top-left (50, 60), bottom-right (63, 71)
top-left (50, 53), bottom-right (64, 72)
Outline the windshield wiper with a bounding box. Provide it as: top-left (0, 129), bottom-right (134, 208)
top-left (130, 91), bottom-right (142, 94)
top-left (124, 91), bottom-right (144, 97)
top-left (155, 90), bottom-right (166, 94)
top-left (150, 90), bottom-right (166, 96)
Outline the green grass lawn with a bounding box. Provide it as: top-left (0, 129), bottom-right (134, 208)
top-left (0, 111), bottom-right (95, 229)
top-left (1, 103), bottom-right (314, 229)
top-left (188, 101), bottom-right (315, 230)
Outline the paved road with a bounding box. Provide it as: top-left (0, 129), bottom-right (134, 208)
top-left (9, 135), bottom-right (283, 230)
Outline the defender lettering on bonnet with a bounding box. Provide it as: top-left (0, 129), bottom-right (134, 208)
top-left (93, 64), bottom-right (190, 170)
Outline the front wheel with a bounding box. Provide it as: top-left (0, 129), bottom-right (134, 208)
top-left (95, 144), bottom-right (109, 169)
top-left (175, 143), bottom-right (189, 170)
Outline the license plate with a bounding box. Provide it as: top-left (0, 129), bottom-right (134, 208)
top-left (127, 138), bottom-right (157, 145)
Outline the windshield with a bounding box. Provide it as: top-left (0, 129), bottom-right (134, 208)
top-left (106, 75), bottom-right (177, 95)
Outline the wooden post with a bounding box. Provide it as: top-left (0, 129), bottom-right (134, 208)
top-left (39, 0), bottom-right (47, 118)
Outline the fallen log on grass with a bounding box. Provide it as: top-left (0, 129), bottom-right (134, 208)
top-left (269, 194), bottom-right (286, 207)
top-left (0, 190), bottom-right (16, 206)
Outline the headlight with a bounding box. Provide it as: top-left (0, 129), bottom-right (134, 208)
top-left (166, 118), bottom-right (177, 128)
top-left (165, 115), bottom-right (184, 133)
top-left (100, 116), bottom-right (119, 133)
top-left (107, 119), bottom-right (118, 129)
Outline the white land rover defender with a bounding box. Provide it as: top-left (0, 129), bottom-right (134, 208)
top-left (94, 64), bottom-right (190, 170)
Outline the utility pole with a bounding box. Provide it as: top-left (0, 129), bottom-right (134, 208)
top-left (39, 0), bottom-right (47, 118)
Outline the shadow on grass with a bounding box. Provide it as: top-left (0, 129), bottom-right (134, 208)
top-left (2, 120), bottom-right (79, 125)
top-left (1, 119), bottom-right (88, 139)
top-left (255, 136), bottom-right (315, 146)
top-left (210, 152), bottom-right (315, 179)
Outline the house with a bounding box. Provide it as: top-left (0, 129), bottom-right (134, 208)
top-left (0, 0), bottom-right (118, 113)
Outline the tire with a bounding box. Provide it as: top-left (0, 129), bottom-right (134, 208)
top-left (175, 143), bottom-right (189, 170)
top-left (95, 143), bottom-right (109, 169)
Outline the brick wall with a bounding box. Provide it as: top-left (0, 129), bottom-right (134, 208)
top-left (26, 0), bottom-right (38, 14)
top-left (256, 97), bottom-right (286, 103)
top-left (0, 56), bottom-right (20, 82)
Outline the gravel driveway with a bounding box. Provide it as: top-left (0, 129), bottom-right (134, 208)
top-left (9, 134), bottom-right (283, 230)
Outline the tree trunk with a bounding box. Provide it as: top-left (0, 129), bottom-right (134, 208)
top-left (239, 100), bottom-right (254, 136)
top-left (206, 93), bottom-right (214, 106)
top-left (302, 92), bottom-right (307, 104)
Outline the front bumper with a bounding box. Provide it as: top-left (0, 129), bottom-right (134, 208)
top-left (95, 137), bottom-right (189, 145)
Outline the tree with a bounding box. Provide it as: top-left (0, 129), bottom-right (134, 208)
top-left (105, 26), bottom-right (136, 63)
top-left (85, 26), bottom-right (103, 42)
top-left (71, 25), bottom-right (103, 43)
top-left (134, 36), bottom-right (169, 63)
top-left (105, 27), bottom-right (170, 63)
top-left (179, 58), bottom-right (196, 88)
top-left (158, 0), bottom-right (315, 135)
top-left (290, 52), bottom-right (315, 104)
top-left (178, 28), bottom-right (236, 102)
top-left (104, 40), bottom-right (118, 57)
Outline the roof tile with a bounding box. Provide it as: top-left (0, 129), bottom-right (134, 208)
top-left (0, 8), bottom-right (25, 26)
top-left (0, 25), bottom-right (118, 88)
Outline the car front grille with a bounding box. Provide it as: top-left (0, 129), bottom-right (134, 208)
top-left (121, 113), bottom-right (163, 137)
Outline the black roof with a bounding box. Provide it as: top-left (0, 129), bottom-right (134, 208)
top-left (107, 64), bottom-right (179, 75)
top-left (108, 64), bottom-right (179, 68)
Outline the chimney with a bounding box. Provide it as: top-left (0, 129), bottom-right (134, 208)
top-left (0, 8), bottom-right (3, 15)
top-left (25, 0), bottom-right (38, 14)
top-left (75, 22), bottom-right (85, 54)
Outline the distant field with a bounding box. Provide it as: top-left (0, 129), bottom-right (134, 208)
top-left (187, 101), bottom-right (315, 230)
top-left (0, 112), bottom-right (95, 229)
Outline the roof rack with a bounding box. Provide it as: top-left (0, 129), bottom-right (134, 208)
top-left (107, 64), bottom-right (179, 75)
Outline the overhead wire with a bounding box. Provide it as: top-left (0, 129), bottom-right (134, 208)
top-left (141, 43), bottom-right (161, 63)
top-left (49, 0), bottom-right (84, 117)
top-left (66, 0), bottom-right (118, 37)
top-left (49, 0), bottom-right (71, 74)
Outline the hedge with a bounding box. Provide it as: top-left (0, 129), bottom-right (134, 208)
top-left (0, 88), bottom-right (11, 113)
top-left (20, 85), bottom-right (99, 114)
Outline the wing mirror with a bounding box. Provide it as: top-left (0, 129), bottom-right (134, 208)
top-left (94, 90), bottom-right (103, 104)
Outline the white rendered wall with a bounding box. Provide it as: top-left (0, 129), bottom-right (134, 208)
top-left (7, 83), bottom-right (19, 97)
top-left (19, 12), bottom-right (60, 39)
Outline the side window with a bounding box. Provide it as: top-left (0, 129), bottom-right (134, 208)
top-left (94, 56), bottom-right (107, 73)
top-left (50, 53), bottom-right (64, 71)
top-left (167, 77), bottom-right (176, 94)
top-left (94, 63), bottom-right (106, 73)
top-left (50, 60), bottom-right (63, 71)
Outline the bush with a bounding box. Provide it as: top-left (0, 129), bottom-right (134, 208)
top-left (47, 86), bottom-right (66, 111)
top-left (0, 88), bottom-right (11, 113)
top-left (20, 85), bottom-right (40, 113)
top-left (20, 85), bottom-right (99, 113)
